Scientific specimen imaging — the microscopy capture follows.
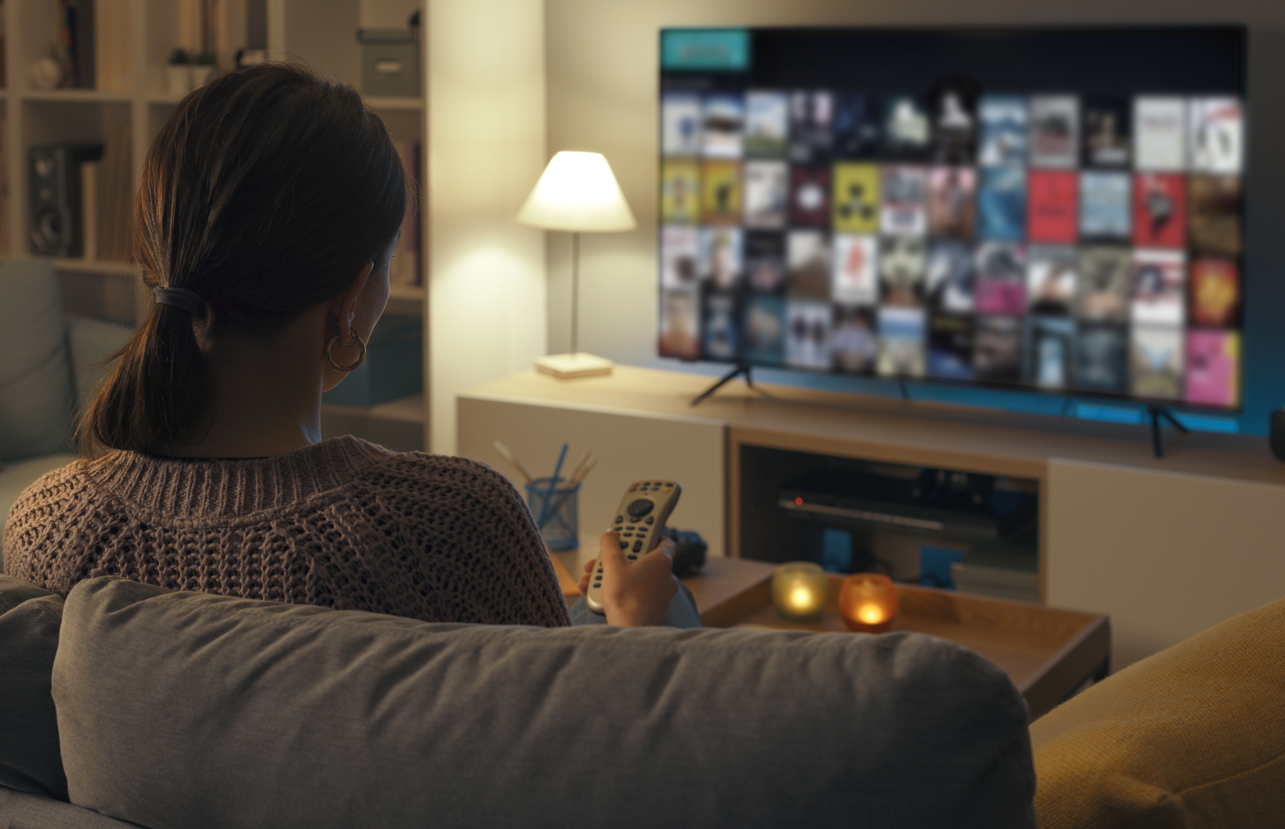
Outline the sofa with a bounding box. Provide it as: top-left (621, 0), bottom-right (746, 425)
top-left (1, 573), bottom-right (1038, 828)
top-left (0, 260), bottom-right (133, 564)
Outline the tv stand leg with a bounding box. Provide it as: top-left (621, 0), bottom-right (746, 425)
top-left (691, 364), bottom-right (752, 407)
top-left (1148, 407), bottom-right (1190, 459)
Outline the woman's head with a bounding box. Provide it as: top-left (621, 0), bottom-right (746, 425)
top-left (83, 63), bottom-right (408, 456)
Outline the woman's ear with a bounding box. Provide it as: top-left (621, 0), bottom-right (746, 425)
top-left (328, 261), bottom-right (375, 333)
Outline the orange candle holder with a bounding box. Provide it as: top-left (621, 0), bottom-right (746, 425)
top-left (839, 573), bottom-right (898, 633)
top-left (771, 562), bottom-right (827, 622)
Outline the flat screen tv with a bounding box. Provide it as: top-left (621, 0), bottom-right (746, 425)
top-left (656, 27), bottom-right (1246, 411)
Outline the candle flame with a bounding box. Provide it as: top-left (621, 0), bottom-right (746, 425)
top-left (789, 587), bottom-right (814, 609)
top-left (858, 605), bottom-right (883, 624)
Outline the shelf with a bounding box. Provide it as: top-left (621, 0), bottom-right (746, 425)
top-left (364, 96), bottom-right (424, 111)
top-left (321, 394), bottom-right (426, 424)
top-left (49, 258), bottom-right (139, 276)
top-left (18, 89), bottom-right (134, 104)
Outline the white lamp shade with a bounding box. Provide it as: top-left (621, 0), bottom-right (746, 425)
top-left (517, 151), bottom-right (637, 232)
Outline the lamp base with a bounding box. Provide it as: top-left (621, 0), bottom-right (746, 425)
top-left (535, 352), bottom-right (614, 379)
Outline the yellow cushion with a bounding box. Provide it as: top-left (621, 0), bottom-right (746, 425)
top-left (1031, 596), bottom-right (1285, 828)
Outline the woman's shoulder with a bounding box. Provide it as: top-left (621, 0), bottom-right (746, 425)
top-left (359, 444), bottom-right (526, 505)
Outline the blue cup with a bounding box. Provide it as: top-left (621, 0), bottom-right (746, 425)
top-left (526, 477), bottom-right (580, 551)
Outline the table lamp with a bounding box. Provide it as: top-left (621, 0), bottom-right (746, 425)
top-left (518, 151), bottom-right (637, 379)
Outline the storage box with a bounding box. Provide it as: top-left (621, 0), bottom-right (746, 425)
top-left (322, 314), bottom-right (422, 407)
top-left (357, 29), bottom-right (419, 97)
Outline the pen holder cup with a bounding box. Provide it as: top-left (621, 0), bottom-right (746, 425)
top-left (526, 477), bottom-right (581, 552)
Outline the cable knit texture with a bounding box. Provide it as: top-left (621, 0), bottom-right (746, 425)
top-left (2, 437), bottom-right (571, 627)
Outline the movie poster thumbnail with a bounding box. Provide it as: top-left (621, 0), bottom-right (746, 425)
top-left (978, 95), bottom-right (1027, 167)
top-left (927, 77), bottom-right (979, 164)
top-left (833, 93), bottom-right (882, 159)
top-left (879, 236), bottom-right (928, 307)
top-left (1079, 172), bottom-right (1131, 241)
top-left (878, 307), bottom-right (926, 377)
top-left (1076, 247), bottom-right (1131, 323)
top-left (1133, 174), bottom-right (1187, 248)
top-left (1026, 246), bottom-right (1077, 316)
top-left (659, 290), bottom-right (700, 359)
top-left (832, 234), bottom-right (879, 305)
top-left (789, 91), bottom-right (834, 164)
top-left (744, 91), bottom-right (789, 157)
top-left (789, 165), bottom-right (832, 227)
top-left (786, 300), bottom-right (832, 369)
top-left (1185, 330), bottom-right (1239, 408)
top-left (1189, 97), bottom-right (1243, 174)
top-left (978, 166), bottom-right (1027, 241)
top-left (1130, 326), bottom-right (1184, 400)
top-left (745, 231), bottom-right (787, 294)
top-left (832, 163), bottom-right (880, 233)
top-left (928, 313), bottom-right (974, 380)
top-left (1188, 175), bottom-right (1242, 255)
top-left (928, 167), bottom-right (977, 239)
top-left (660, 160), bottom-right (700, 224)
top-left (1027, 171), bottom-right (1078, 243)
top-left (882, 96), bottom-right (931, 160)
top-left (744, 160), bottom-right (788, 229)
top-left (700, 161), bottom-right (742, 225)
top-left (974, 242), bottom-right (1026, 315)
top-left (1024, 316), bottom-right (1076, 389)
top-left (880, 166), bottom-right (929, 236)
top-left (699, 227), bottom-right (743, 291)
top-left (973, 315), bottom-right (1021, 382)
top-left (661, 94), bottom-right (702, 156)
top-left (1029, 96), bottom-right (1079, 169)
top-left (1082, 96), bottom-right (1131, 168)
top-left (1134, 97), bottom-right (1187, 172)
top-left (1189, 258), bottom-right (1240, 328)
top-left (660, 226), bottom-right (699, 290)
top-left (926, 239), bottom-right (975, 314)
top-left (832, 305), bottom-right (878, 373)
top-left (1075, 324), bottom-right (1128, 394)
top-left (702, 93), bottom-right (744, 159)
top-left (742, 296), bottom-right (786, 365)
top-left (1130, 249), bottom-right (1186, 327)
top-left (702, 293), bottom-right (740, 361)
top-left (786, 230), bottom-right (831, 299)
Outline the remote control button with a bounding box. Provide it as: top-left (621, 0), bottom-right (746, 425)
top-left (644, 516), bottom-right (654, 525)
top-left (619, 539), bottom-right (628, 549)
top-left (614, 516), bottom-right (623, 523)
top-left (632, 540), bottom-right (643, 553)
top-left (627, 554), bottom-right (638, 561)
top-left (627, 499), bottom-right (654, 519)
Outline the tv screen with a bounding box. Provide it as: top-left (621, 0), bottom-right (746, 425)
top-left (657, 27), bottom-right (1246, 411)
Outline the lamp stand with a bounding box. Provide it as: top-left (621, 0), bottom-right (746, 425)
top-left (535, 231), bottom-right (614, 379)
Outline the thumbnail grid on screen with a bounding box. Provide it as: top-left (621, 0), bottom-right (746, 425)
top-left (657, 91), bottom-right (1243, 409)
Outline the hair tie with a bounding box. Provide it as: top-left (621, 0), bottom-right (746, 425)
top-left (154, 286), bottom-right (205, 314)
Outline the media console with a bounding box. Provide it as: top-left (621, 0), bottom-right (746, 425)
top-left (457, 366), bottom-right (1285, 671)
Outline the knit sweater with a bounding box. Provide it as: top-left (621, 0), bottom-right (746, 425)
top-left (2, 437), bottom-right (571, 627)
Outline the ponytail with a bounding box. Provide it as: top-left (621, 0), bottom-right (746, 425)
top-left (78, 63), bottom-right (407, 457)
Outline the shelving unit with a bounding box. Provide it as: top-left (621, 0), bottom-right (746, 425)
top-left (1, 0), bottom-right (429, 450)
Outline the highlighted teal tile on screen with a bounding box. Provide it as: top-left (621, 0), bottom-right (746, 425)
top-left (1074, 403), bottom-right (1143, 425)
top-left (1173, 413), bottom-right (1239, 434)
top-left (661, 30), bottom-right (749, 71)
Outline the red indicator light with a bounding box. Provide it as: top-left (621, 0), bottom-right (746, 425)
top-left (795, 497), bottom-right (803, 506)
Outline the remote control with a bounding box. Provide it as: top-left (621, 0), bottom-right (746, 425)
top-left (585, 479), bottom-right (682, 614)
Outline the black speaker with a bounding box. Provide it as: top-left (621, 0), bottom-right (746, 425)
top-left (1272, 410), bottom-right (1285, 461)
top-left (29, 143), bottom-right (103, 257)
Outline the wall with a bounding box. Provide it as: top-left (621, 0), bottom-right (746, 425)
top-left (543, 0), bottom-right (1285, 436)
top-left (427, 0), bottom-right (548, 454)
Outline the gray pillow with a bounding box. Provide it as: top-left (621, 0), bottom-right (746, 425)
top-left (56, 576), bottom-right (1035, 829)
top-left (0, 576), bottom-right (68, 800)
top-left (0, 261), bottom-right (73, 461)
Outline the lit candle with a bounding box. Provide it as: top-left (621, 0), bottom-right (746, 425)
top-left (839, 573), bottom-right (898, 633)
top-left (772, 562), bottom-right (827, 622)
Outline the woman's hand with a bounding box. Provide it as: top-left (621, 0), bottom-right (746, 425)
top-left (577, 531), bottom-right (678, 626)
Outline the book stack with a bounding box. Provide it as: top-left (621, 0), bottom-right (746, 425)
top-left (46, 0), bottom-right (130, 90)
top-left (389, 141), bottom-right (423, 289)
top-left (80, 122), bottom-right (133, 262)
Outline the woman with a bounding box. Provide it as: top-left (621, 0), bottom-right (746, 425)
top-left (3, 64), bottom-right (677, 628)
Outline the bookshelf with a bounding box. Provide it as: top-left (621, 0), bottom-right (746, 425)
top-left (0, 0), bottom-right (430, 451)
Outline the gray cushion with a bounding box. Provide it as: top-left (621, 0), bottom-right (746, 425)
top-left (0, 261), bottom-right (73, 461)
top-left (0, 788), bottom-right (140, 829)
top-left (55, 576), bottom-right (1035, 829)
top-left (0, 576), bottom-right (68, 800)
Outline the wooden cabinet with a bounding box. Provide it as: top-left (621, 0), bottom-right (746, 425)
top-left (458, 366), bottom-right (1285, 670)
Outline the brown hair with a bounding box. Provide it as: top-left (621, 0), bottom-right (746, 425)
top-left (81, 63), bottom-right (408, 457)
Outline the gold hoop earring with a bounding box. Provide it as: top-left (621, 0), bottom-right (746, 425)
top-left (325, 326), bottom-right (367, 372)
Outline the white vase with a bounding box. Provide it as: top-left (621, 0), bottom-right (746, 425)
top-left (189, 65), bottom-right (215, 88)
top-left (167, 65), bottom-right (191, 96)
